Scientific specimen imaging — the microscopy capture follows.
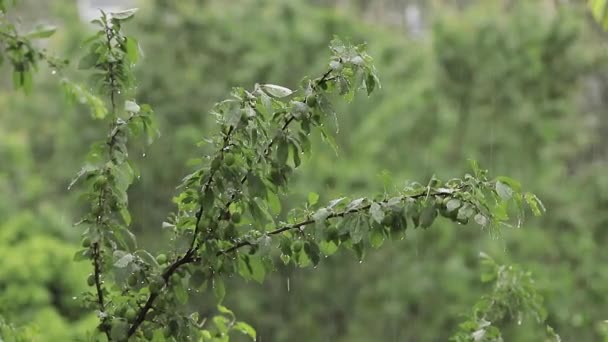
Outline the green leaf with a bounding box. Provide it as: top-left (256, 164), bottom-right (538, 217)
top-left (349, 216), bottom-right (366, 243)
top-left (277, 141), bottom-right (289, 165)
top-left (308, 192), bottom-right (319, 206)
top-left (174, 281), bottom-right (188, 304)
top-left (124, 100), bottom-right (140, 113)
top-left (495, 181), bottom-right (514, 201)
top-left (260, 84), bottom-right (293, 98)
top-left (119, 207), bottom-right (131, 225)
top-left (474, 213), bottom-right (489, 227)
top-left (267, 189), bottom-right (281, 214)
top-left (446, 199), bottom-right (461, 212)
top-left (248, 256), bottom-right (266, 283)
top-left (313, 208), bottom-right (331, 222)
top-left (110, 320), bottom-right (129, 341)
top-left (247, 172), bottom-right (267, 198)
top-left (419, 205), bottom-right (437, 228)
top-left (111, 8), bottom-right (138, 21)
top-left (25, 25), bottom-right (56, 39)
top-left (114, 253), bottom-right (134, 268)
top-left (213, 278), bottom-right (226, 303)
top-left (370, 202), bottom-right (384, 224)
top-left (590, 0), bottom-right (608, 29)
top-left (78, 52), bottom-right (98, 70)
top-left (125, 36), bottom-right (139, 63)
top-left (217, 305), bottom-right (235, 320)
top-left (524, 192), bottom-right (546, 216)
top-left (319, 240), bottom-right (338, 256)
top-left (304, 241), bottom-right (321, 266)
top-left (234, 321), bottom-right (256, 340)
top-left (202, 187), bottom-right (215, 209)
top-left (12, 71), bottom-right (21, 89)
top-left (347, 197), bottom-right (366, 210)
top-left (370, 228), bottom-right (385, 248)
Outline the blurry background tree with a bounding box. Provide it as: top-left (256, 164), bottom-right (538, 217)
top-left (2, 0), bottom-right (608, 341)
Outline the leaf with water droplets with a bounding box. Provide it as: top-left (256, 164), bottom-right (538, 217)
top-left (124, 100), bottom-right (140, 113)
top-left (110, 8), bottom-right (138, 21)
top-left (446, 199), bottom-right (461, 212)
top-left (347, 197), bottom-right (366, 211)
top-left (114, 253), bottom-right (134, 268)
top-left (370, 202), bottom-right (384, 224)
top-left (260, 84), bottom-right (293, 98)
top-left (495, 181), bottom-right (514, 201)
top-left (313, 208), bottom-right (330, 222)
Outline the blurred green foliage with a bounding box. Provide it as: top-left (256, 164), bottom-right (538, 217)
top-left (2, 0), bottom-right (608, 340)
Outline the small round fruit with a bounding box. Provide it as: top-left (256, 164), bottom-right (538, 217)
top-left (224, 154), bottom-right (235, 166)
top-left (231, 212), bottom-right (241, 223)
top-left (127, 274), bottom-right (138, 287)
top-left (81, 237), bottom-right (91, 248)
top-left (155, 254), bottom-right (167, 265)
top-left (292, 240), bottom-right (303, 253)
top-left (87, 274), bottom-right (95, 287)
top-left (149, 278), bottom-right (164, 294)
top-left (125, 307), bottom-right (137, 321)
top-left (144, 329), bottom-right (154, 340)
top-left (116, 305), bottom-right (127, 316)
top-left (306, 95), bottom-right (317, 107)
top-left (326, 226), bottom-right (339, 241)
top-left (211, 158), bottom-right (221, 170)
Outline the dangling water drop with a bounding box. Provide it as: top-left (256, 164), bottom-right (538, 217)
top-left (286, 277), bottom-right (290, 292)
top-left (51, 69), bottom-right (57, 75)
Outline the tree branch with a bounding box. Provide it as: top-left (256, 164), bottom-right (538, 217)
top-left (217, 187), bottom-right (460, 256)
top-left (127, 68), bottom-right (336, 339)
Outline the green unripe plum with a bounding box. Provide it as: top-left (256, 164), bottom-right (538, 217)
top-left (125, 307), bottom-right (137, 321)
top-left (144, 329), bottom-right (154, 340)
top-left (231, 212), bottom-right (241, 223)
top-left (149, 278), bottom-right (164, 294)
top-left (127, 274), bottom-right (138, 287)
top-left (116, 305), bottom-right (127, 316)
top-left (81, 237), bottom-right (91, 248)
top-left (224, 223), bottom-right (237, 240)
top-left (305, 95), bottom-right (317, 107)
top-left (155, 253), bottom-right (167, 265)
top-left (292, 240), bottom-right (303, 253)
top-left (211, 158), bottom-right (221, 170)
top-left (145, 309), bottom-right (156, 321)
top-left (224, 153), bottom-right (235, 166)
top-left (87, 274), bottom-right (95, 287)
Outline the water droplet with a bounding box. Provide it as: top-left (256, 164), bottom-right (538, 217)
top-left (51, 70), bottom-right (57, 75)
top-left (72, 296), bottom-right (77, 300)
top-left (359, 260), bottom-right (363, 264)
top-left (142, 153), bottom-right (146, 157)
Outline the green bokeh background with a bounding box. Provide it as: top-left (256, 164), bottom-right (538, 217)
top-left (2, 0), bottom-right (608, 340)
